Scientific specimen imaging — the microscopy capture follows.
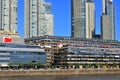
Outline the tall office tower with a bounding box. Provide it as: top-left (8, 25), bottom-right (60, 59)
top-left (0, 0), bottom-right (18, 33)
top-left (71, 0), bottom-right (86, 38)
top-left (71, 0), bottom-right (95, 38)
top-left (44, 3), bottom-right (54, 36)
top-left (101, 0), bottom-right (115, 40)
top-left (86, 1), bottom-right (95, 38)
top-left (101, 15), bottom-right (111, 40)
top-left (24, 0), bottom-right (54, 38)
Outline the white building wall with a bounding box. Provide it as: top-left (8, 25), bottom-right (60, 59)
top-left (10, 0), bottom-right (18, 32)
top-left (45, 14), bottom-right (54, 36)
top-left (24, 0), bottom-right (54, 38)
top-left (24, 0), bottom-right (30, 38)
top-left (86, 2), bottom-right (95, 38)
top-left (0, 0), bottom-right (18, 32)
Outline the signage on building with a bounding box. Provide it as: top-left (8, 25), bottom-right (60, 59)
top-left (3, 37), bottom-right (12, 43)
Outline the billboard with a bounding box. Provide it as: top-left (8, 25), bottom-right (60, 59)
top-left (3, 37), bottom-right (12, 43)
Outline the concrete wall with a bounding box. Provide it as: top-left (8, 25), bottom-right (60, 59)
top-left (0, 69), bottom-right (120, 77)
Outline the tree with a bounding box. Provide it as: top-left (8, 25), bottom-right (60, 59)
top-left (76, 63), bottom-right (82, 69)
top-left (28, 61), bottom-right (34, 68)
top-left (18, 63), bottom-right (24, 68)
top-left (37, 62), bottom-right (43, 68)
top-left (104, 62), bottom-right (109, 69)
top-left (113, 62), bottom-right (118, 68)
top-left (8, 62), bottom-right (13, 68)
top-left (68, 63), bottom-right (73, 68)
top-left (46, 63), bottom-right (52, 68)
top-left (95, 63), bottom-right (100, 69)
top-left (86, 63), bottom-right (92, 68)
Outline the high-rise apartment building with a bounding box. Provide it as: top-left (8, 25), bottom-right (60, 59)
top-left (24, 0), bottom-right (54, 38)
top-left (44, 3), bottom-right (54, 37)
top-left (101, 0), bottom-right (115, 40)
top-left (86, 1), bottom-right (95, 38)
top-left (71, 0), bottom-right (95, 38)
top-left (0, 0), bottom-right (18, 33)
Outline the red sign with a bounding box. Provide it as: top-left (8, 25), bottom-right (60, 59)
top-left (3, 37), bottom-right (12, 43)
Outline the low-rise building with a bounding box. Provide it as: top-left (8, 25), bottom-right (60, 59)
top-left (24, 35), bottom-right (120, 66)
top-left (54, 45), bottom-right (120, 68)
top-left (0, 43), bottom-right (46, 67)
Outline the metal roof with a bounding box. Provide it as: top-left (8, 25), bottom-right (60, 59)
top-left (0, 47), bottom-right (45, 52)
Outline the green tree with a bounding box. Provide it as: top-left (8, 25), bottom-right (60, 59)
top-left (8, 62), bottom-right (13, 68)
top-left (37, 62), bottom-right (43, 68)
top-left (86, 63), bottom-right (92, 68)
top-left (18, 63), bottom-right (24, 68)
top-left (95, 63), bottom-right (100, 69)
top-left (77, 63), bottom-right (82, 68)
top-left (113, 62), bottom-right (117, 68)
top-left (46, 63), bottom-right (52, 68)
top-left (68, 63), bottom-right (73, 68)
top-left (28, 61), bottom-right (34, 68)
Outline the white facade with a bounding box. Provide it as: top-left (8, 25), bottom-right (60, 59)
top-left (24, 0), bottom-right (54, 38)
top-left (86, 2), bottom-right (95, 38)
top-left (45, 14), bottom-right (54, 36)
top-left (102, 0), bottom-right (106, 14)
top-left (0, 0), bottom-right (17, 33)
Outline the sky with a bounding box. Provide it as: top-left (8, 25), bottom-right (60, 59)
top-left (18, 0), bottom-right (120, 41)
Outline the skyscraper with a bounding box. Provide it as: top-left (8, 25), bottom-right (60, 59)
top-left (0, 0), bottom-right (18, 33)
top-left (71, 0), bottom-right (86, 38)
top-left (0, 0), bottom-right (23, 44)
top-left (86, 1), bottom-right (95, 38)
top-left (71, 0), bottom-right (95, 38)
top-left (101, 15), bottom-right (111, 40)
top-left (44, 3), bottom-right (54, 37)
top-left (24, 0), bottom-right (54, 38)
top-left (101, 0), bottom-right (115, 40)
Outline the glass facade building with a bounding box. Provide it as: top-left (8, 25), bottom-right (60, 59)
top-left (101, 0), bottom-right (115, 40)
top-left (71, 0), bottom-right (86, 38)
top-left (106, 2), bottom-right (115, 40)
top-left (71, 0), bottom-right (95, 39)
top-left (0, 43), bottom-right (46, 66)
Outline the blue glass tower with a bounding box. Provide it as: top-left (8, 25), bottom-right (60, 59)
top-left (106, 2), bottom-right (115, 40)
